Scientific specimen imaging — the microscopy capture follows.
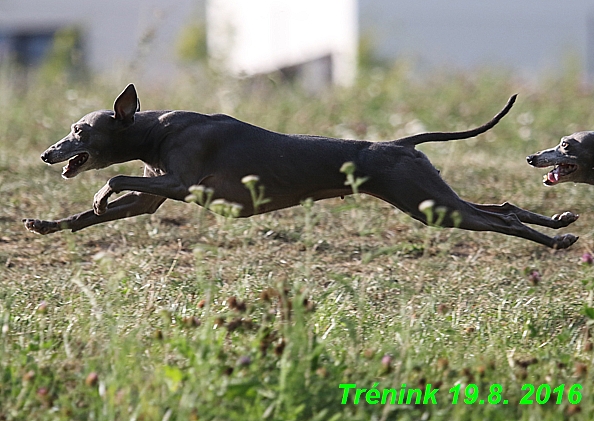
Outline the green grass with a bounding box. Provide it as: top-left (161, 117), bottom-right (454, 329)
top-left (2, 64), bottom-right (594, 420)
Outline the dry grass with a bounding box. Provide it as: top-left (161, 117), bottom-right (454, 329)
top-left (1, 65), bottom-right (594, 419)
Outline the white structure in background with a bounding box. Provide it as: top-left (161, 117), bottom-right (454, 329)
top-left (0, 0), bottom-right (197, 82)
top-left (4, 0), bottom-right (594, 84)
top-left (359, 0), bottom-right (594, 80)
top-left (206, 0), bottom-right (358, 87)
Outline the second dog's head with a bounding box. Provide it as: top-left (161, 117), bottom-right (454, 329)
top-left (527, 131), bottom-right (594, 186)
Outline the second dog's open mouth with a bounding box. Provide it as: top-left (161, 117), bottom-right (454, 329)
top-left (62, 153), bottom-right (89, 178)
top-left (543, 163), bottom-right (578, 185)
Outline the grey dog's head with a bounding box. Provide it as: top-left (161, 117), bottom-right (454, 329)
top-left (527, 131), bottom-right (594, 186)
top-left (40, 84), bottom-right (140, 179)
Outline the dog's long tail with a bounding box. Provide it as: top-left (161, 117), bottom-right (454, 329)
top-left (394, 94), bottom-right (517, 148)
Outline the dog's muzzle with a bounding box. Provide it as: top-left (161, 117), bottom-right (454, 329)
top-left (41, 151), bottom-right (51, 163)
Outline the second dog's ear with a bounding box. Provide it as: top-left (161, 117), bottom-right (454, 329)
top-left (113, 84), bottom-right (139, 124)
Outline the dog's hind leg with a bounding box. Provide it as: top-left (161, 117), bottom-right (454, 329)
top-left (472, 203), bottom-right (578, 228)
top-left (400, 198), bottom-right (578, 249)
top-left (457, 203), bottom-right (577, 249)
top-left (360, 154), bottom-right (578, 249)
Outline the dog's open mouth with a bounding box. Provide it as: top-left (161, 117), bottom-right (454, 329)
top-left (543, 163), bottom-right (578, 185)
top-left (62, 153), bottom-right (89, 178)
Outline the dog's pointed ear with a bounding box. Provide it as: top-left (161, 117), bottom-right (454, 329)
top-left (113, 84), bottom-right (139, 124)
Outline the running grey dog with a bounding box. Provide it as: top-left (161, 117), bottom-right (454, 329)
top-left (23, 84), bottom-right (579, 249)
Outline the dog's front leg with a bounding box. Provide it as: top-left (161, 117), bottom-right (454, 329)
top-left (24, 192), bottom-right (166, 234)
top-left (93, 174), bottom-right (189, 215)
top-left (93, 182), bottom-right (115, 215)
top-left (23, 219), bottom-right (62, 235)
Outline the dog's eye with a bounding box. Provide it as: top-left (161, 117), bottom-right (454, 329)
top-left (561, 140), bottom-right (569, 149)
top-left (73, 126), bottom-right (82, 135)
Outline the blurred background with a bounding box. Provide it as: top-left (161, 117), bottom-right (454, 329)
top-left (1, 0), bottom-right (594, 91)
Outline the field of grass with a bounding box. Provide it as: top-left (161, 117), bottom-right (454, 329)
top-left (3, 64), bottom-right (594, 420)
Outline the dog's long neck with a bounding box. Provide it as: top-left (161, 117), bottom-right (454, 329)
top-left (582, 170), bottom-right (594, 185)
top-left (110, 111), bottom-right (165, 167)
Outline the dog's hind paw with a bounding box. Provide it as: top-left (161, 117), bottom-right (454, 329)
top-left (22, 218), bottom-right (60, 235)
top-left (552, 211), bottom-right (579, 227)
top-left (552, 233), bottom-right (579, 249)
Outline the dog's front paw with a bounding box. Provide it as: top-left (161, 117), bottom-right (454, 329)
top-left (552, 211), bottom-right (579, 225)
top-left (93, 195), bottom-right (107, 215)
top-left (552, 233), bottom-right (579, 249)
top-left (22, 218), bottom-right (60, 235)
top-left (93, 185), bottom-right (112, 215)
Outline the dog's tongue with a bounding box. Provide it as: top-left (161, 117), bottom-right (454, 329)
top-left (545, 168), bottom-right (560, 185)
top-left (548, 171), bottom-right (559, 183)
